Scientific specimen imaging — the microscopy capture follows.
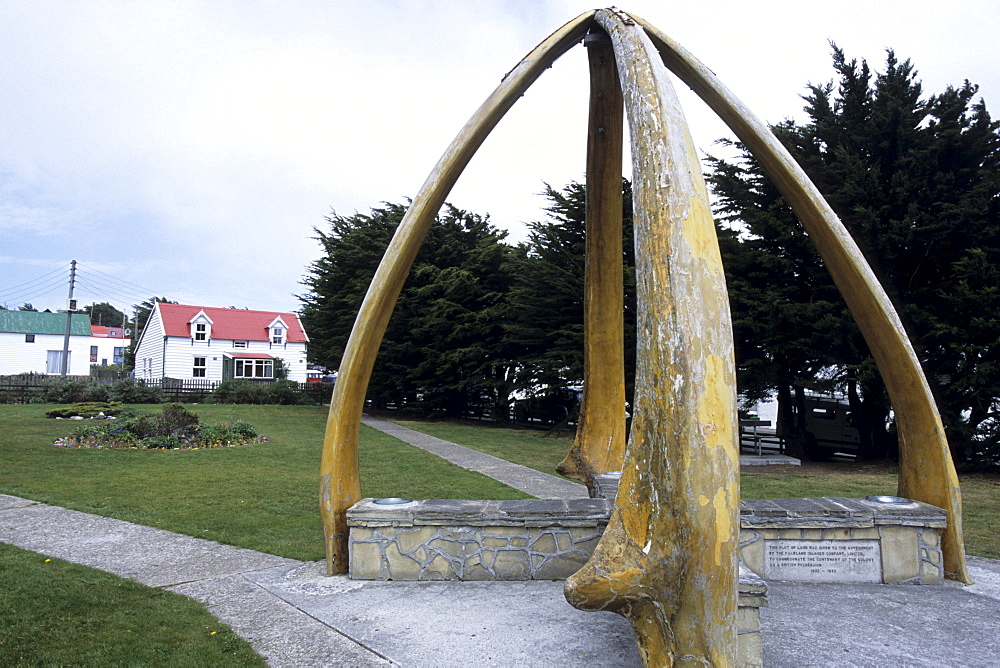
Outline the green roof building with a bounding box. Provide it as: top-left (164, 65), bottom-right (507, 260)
top-left (0, 311), bottom-right (94, 375)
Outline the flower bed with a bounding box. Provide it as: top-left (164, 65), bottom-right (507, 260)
top-left (52, 403), bottom-right (268, 450)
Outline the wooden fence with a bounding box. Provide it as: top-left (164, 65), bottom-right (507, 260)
top-left (0, 374), bottom-right (329, 405)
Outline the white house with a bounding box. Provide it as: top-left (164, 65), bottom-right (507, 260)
top-left (0, 310), bottom-right (93, 375)
top-left (89, 325), bottom-right (129, 367)
top-left (134, 303), bottom-right (309, 383)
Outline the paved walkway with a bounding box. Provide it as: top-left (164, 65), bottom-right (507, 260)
top-left (361, 415), bottom-right (589, 499)
top-left (3, 418), bottom-right (999, 666)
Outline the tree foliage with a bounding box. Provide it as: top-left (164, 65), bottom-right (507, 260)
top-left (83, 302), bottom-right (126, 327)
top-left (708, 45), bottom-right (1000, 466)
top-left (507, 181), bottom-right (637, 399)
top-left (299, 182), bottom-right (637, 421)
top-left (299, 203), bottom-right (516, 418)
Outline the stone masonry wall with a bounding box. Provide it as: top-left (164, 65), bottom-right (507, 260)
top-left (739, 497), bottom-right (946, 584)
top-left (348, 499), bottom-right (607, 581)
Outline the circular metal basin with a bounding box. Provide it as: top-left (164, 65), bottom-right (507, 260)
top-left (372, 497), bottom-right (414, 505)
top-left (865, 495), bottom-right (911, 504)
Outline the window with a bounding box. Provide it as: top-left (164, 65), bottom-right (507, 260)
top-left (113, 347), bottom-right (124, 364)
top-left (271, 327), bottom-right (284, 345)
top-left (193, 357), bottom-right (207, 377)
top-left (90, 346), bottom-right (98, 363)
top-left (194, 323), bottom-right (207, 341)
top-left (235, 359), bottom-right (273, 378)
top-left (46, 350), bottom-right (70, 375)
top-left (25, 334), bottom-right (35, 343)
top-left (233, 340), bottom-right (248, 348)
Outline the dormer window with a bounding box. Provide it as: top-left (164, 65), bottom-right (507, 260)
top-left (189, 310), bottom-right (214, 342)
top-left (267, 317), bottom-right (288, 346)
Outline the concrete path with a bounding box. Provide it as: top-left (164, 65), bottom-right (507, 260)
top-left (3, 418), bottom-right (1000, 666)
top-left (361, 415), bottom-right (589, 499)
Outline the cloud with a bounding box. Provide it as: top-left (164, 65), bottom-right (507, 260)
top-left (1, 0), bottom-right (997, 315)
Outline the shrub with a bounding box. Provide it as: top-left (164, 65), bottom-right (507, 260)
top-left (143, 435), bottom-right (182, 449)
top-left (54, 405), bottom-right (267, 450)
top-left (107, 378), bottom-right (163, 404)
top-left (209, 380), bottom-right (268, 405)
top-left (42, 379), bottom-right (109, 404)
top-left (265, 379), bottom-right (312, 405)
top-left (227, 421), bottom-right (258, 439)
top-left (158, 403), bottom-right (200, 435)
top-left (46, 402), bottom-right (123, 419)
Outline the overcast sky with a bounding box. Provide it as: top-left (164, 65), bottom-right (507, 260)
top-left (2, 1), bottom-right (997, 316)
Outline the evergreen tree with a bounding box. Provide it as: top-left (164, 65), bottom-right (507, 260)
top-left (83, 302), bottom-right (126, 327)
top-left (708, 46), bottom-right (1000, 465)
top-left (299, 202), bottom-right (516, 418)
top-left (507, 180), bottom-right (637, 401)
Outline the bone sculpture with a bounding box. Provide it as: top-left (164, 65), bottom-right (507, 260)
top-left (320, 8), bottom-right (968, 665)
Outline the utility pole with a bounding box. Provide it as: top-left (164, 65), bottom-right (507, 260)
top-left (60, 260), bottom-right (77, 377)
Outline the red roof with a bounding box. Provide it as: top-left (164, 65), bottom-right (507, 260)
top-left (226, 353), bottom-right (275, 359)
top-left (91, 325), bottom-right (128, 339)
top-left (156, 303), bottom-right (308, 343)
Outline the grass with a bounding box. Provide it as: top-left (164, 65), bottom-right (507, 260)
top-left (392, 417), bottom-right (575, 475)
top-left (0, 404), bottom-right (529, 562)
top-left (0, 404), bottom-right (532, 666)
top-left (391, 417), bottom-right (1000, 560)
top-left (0, 542), bottom-right (264, 666)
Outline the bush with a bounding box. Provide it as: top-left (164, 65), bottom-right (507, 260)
top-left (226, 421), bottom-right (258, 439)
top-left (54, 405), bottom-right (267, 450)
top-left (209, 380), bottom-right (268, 405)
top-left (42, 379), bottom-right (109, 404)
top-left (157, 403), bottom-right (200, 435)
top-left (46, 402), bottom-right (123, 419)
top-left (265, 379), bottom-right (313, 405)
top-left (107, 378), bottom-right (163, 404)
top-left (142, 435), bottom-right (182, 449)
top-left (209, 379), bottom-right (313, 405)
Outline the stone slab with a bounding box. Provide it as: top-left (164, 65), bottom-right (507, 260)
top-left (740, 454), bottom-right (801, 466)
top-left (764, 539), bottom-right (881, 583)
top-left (248, 561), bottom-right (642, 667)
top-left (168, 571), bottom-right (389, 666)
top-left (761, 579), bottom-right (1000, 666)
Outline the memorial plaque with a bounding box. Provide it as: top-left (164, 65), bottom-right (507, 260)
top-left (763, 539), bottom-right (881, 583)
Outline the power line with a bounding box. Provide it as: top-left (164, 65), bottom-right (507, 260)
top-left (75, 262), bottom-right (164, 300)
top-left (0, 263), bottom-right (72, 304)
top-left (0, 274), bottom-right (70, 307)
top-left (1, 261), bottom-right (172, 313)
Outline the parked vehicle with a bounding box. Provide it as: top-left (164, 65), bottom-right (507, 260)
top-left (512, 386), bottom-right (582, 426)
top-left (784, 394), bottom-right (861, 460)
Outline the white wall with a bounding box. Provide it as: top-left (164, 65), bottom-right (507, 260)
top-left (0, 331), bottom-right (92, 375)
top-left (133, 308), bottom-right (165, 381)
top-left (163, 338), bottom-right (308, 382)
top-left (89, 337), bottom-right (129, 366)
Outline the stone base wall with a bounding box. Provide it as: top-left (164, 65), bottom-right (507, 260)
top-left (739, 497), bottom-right (946, 584)
top-left (348, 497), bottom-right (767, 667)
top-left (348, 499), bottom-right (608, 581)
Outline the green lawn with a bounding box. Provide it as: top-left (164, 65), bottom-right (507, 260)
top-left (392, 417), bottom-right (576, 476)
top-left (0, 542), bottom-right (264, 666)
top-left (0, 404), bottom-right (533, 666)
top-left (392, 417), bottom-right (1000, 560)
top-left (0, 404), bottom-right (529, 562)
